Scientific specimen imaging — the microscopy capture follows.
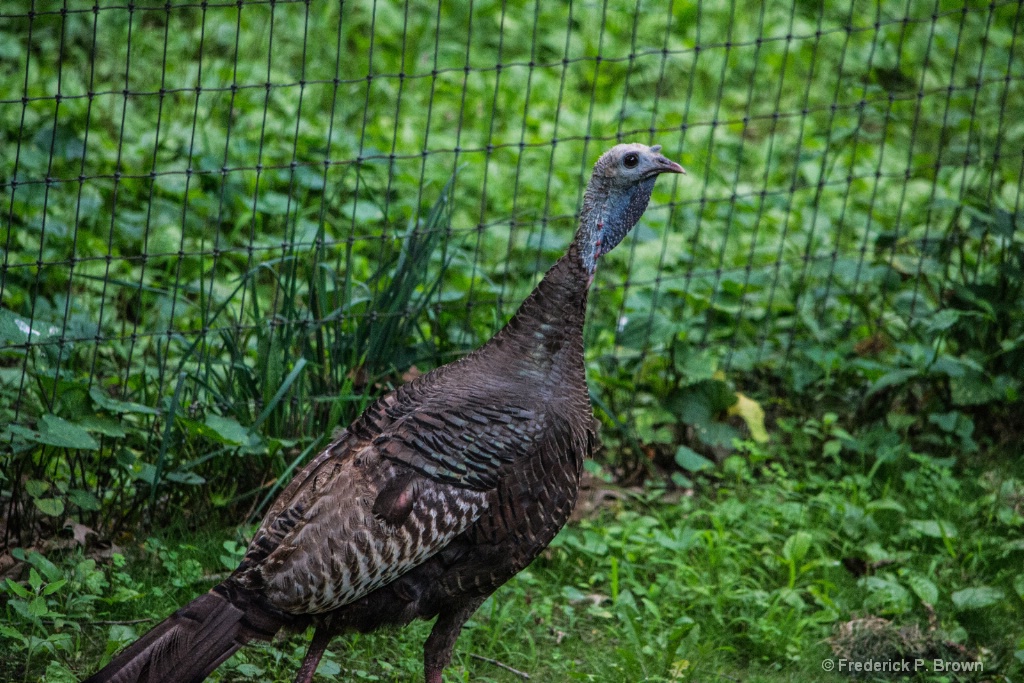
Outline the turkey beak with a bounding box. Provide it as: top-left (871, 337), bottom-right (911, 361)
top-left (655, 155), bottom-right (686, 175)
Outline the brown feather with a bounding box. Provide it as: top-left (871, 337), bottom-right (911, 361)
top-left (372, 470), bottom-right (419, 525)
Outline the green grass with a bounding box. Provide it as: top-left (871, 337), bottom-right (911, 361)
top-left (8, 433), bottom-right (1022, 682)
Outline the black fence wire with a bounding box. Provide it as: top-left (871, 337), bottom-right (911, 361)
top-left (1, 0), bottom-right (1021, 537)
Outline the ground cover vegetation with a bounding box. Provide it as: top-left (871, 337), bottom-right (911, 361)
top-left (0, 0), bottom-right (1021, 681)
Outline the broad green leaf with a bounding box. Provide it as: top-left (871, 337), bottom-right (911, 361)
top-left (7, 424), bottom-right (60, 449)
top-left (68, 488), bottom-right (101, 511)
top-left (0, 308), bottom-right (61, 345)
top-left (256, 191), bottom-right (293, 216)
top-left (866, 499), bottom-right (907, 515)
top-left (0, 624), bottom-right (27, 643)
top-left (673, 349), bottom-right (717, 384)
top-left (928, 411), bottom-right (960, 433)
top-left (617, 312), bottom-right (676, 350)
top-left (866, 369), bottom-right (918, 396)
top-left (674, 446), bottom-right (714, 472)
top-left (905, 574), bottom-right (939, 605)
top-left (952, 586), bottom-right (1004, 610)
top-left (41, 413), bottom-right (100, 450)
top-left (950, 370), bottom-right (1003, 406)
top-left (861, 575), bottom-right (911, 611)
top-left (134, 463), bottom-right (157, 485)
top-left (782, 531), bottom-right (814, 564)
top-left (203, 414), bottom-right (251, 446)
top-left (28, 568), bottom-right (42, 592)
top-left (24, 479), bottom-right (49, 498)
top-left (33, 497), bottom-right (65, 517)
top-left (925, 308), bottom-right (961, 333)
top-left (4, 577), bottom-right (32, 598)
top-left (89, 386), bottom-right (160, 415)
top-left (886, 412), bottom-right (916, 431)
top-left (560, 585), bottom-right (590, 602)
top-left (694, 420), bottom-right (740, 449)
top-left (28, 595), bottom-right (48, 617)
top-left (43, 661), bottom-right (78, 683)
top-left (909, 519), bottom-right (957, 538)
top-left (10, 414), bottom-right (99, 450)
top-left (76, 415), bottom-right (127, 438)
top-left (340, 199), bottom-right (384, 223)
top-left (234, 664), bottom-right (267, 678)
top-left (633, 406), bottom-right (676, 445)
top-left (931, 355), bottom-right (971, 378)
top-left (33, 375), bottom-right (90, 418)
top-left (671, 472), bottom-right (694, 488)
top-left (106, 624), bottom-right (138, 645)
top-left (28, 551), bottom-right (62, 582)
top-left (164, 470), bottom-right (207, 486)
top-left (703, 379), bottom-right (738, 414)
top-left (42, 578), bottom-right (67, 596)
top-left (316, 661), bottom-right (341, 677)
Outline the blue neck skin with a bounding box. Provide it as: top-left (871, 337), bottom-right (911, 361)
top-left (574, 175), bottom-right (658, 274)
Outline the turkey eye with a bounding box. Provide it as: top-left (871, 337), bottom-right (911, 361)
top-left (623, 153), bottom-right (639, 168)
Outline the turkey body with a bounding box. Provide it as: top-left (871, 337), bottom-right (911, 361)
top-left (83, 143), bottom-right (684, 683)
top-left (236, 247), bottom-right (593, 636)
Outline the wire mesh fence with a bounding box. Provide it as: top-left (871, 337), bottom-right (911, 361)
top-left (2, 0), bottom-right (1021, 537)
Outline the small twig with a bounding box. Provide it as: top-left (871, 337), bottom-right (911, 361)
top-left (200, 572), bottom-right (229, 584)
top-left (469, 653), bottom-right (530, 680)
top-left (86, 618), bottom-right (156, 626)
top-left (38, 617), bottom-right (155, 626)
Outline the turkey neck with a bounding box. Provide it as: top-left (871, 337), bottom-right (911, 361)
top-left (486, 171), bottom-right (657, 364)
top-left (485, 244), bottom-right (591, 372)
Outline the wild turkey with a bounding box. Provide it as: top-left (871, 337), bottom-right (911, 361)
top-left (84, 143), bottom-right (684, 683)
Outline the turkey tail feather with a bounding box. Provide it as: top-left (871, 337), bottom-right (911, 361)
top-left (83, 588), bottom-right (280, 683)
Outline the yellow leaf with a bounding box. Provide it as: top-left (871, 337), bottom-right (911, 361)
top-left (727, 392), bottom-right (769, 443)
